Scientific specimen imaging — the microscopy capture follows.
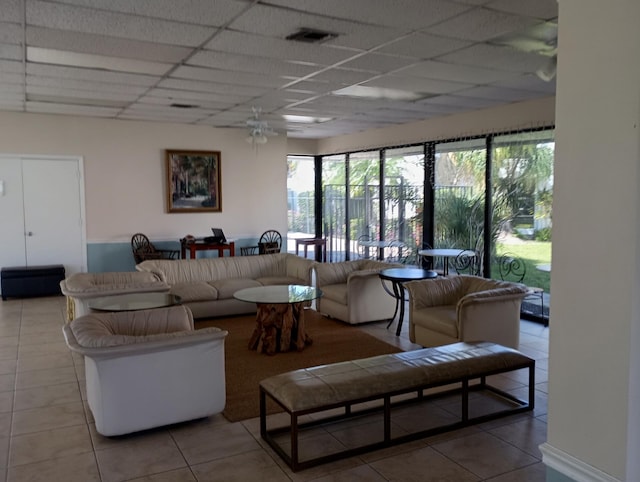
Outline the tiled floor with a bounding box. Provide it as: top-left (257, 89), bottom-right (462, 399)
top-left (0, 296), bottom-right (549, 481)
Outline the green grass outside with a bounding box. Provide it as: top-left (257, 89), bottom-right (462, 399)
top-left (493, 240), bottom-right (551, 292)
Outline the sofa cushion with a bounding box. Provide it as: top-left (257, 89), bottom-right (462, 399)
top-left (210, 278), bottom-right (261, 299)
top-left (412, 306), bottom-right (458, 338)
top-left (255, 276), bottom-right (306, 286)
top-left (170, 282), bottom-right (218, 302)
top-left (320, 283), bottom-right (347, 305)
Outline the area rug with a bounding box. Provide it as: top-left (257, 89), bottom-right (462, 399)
top-left (196, 310), bottom-right (402, 422)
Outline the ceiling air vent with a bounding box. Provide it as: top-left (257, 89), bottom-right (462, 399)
top-left (285, 28), bottom-right (338, 44)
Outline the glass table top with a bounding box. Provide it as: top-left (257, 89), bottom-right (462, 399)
top-left (87, 292), bottom-right (181, 312)
top-left (233, 285), bottom-right (322, 304)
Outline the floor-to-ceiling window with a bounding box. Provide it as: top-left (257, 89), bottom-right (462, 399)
top-left (322, 154), bottom-right (347, 261)
top-left (490, 130), bottom-right (553, 321)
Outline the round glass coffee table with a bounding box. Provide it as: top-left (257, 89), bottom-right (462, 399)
top-left (87, 292), bottom-right (181, 312)
top-left (234, 285), bottom-right (322, 355)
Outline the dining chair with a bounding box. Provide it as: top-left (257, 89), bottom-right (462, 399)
top-left (131, 233), bottom-right (180, 264)
top-left (497, 253), bottom-right (547, 326)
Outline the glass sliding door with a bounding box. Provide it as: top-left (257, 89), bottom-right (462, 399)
top-left (384, 146), bottom-right (425, 261)
top-left (287, 155), bottom-right (316, 253)
top-left (348, 151), bottom-right (381, 256)
top-left (322, 154), bottom-right (347, 261)
top-left (490, 130), bottom-right (554, 321)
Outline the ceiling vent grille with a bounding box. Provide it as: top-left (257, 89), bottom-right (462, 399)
top-left (285, 28), bottom-right (338, 44)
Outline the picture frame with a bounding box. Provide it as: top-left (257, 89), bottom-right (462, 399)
top-left (166, 149), bottom-right (221, 213)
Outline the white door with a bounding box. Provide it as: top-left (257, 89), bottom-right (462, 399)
top-left (0, 156), bottom-right (86, 279)
top-left (22, 159), bottom-right (85, 274)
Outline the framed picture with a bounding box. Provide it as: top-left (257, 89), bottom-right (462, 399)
top-left (166, 149), bottom-right (221, 213)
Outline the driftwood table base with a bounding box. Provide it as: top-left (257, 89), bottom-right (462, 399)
top-left (248, 302), bottom-right (312, 355)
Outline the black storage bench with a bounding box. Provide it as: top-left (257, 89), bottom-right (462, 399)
top-left (1, 265), bottom-right (66, 300)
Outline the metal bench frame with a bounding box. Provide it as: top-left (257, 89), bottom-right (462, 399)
top-left (260, 351), bottom-right (535, 472)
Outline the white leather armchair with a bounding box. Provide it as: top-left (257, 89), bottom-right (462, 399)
top-left (315, 260), bottom-right (401, 324)
top-left (62, 305), bottom-right (227, 436)
top-left (405, 275), bottom-right (528, 349)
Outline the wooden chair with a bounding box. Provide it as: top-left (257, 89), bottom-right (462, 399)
top-left (242, 230), bottom-right (282, 256)
top-left (131, 233), bottom-right (179, 264)
top-left (497, 253), bottom-right (547, 326)
top-left (258, 230), bottom-right (282, 254)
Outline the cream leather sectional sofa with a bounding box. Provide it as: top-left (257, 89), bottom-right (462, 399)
top-left (136, 253), bottom-right (316, 319)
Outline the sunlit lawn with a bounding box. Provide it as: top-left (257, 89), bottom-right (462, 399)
top-left (495, 240), bottom-right (551, 292)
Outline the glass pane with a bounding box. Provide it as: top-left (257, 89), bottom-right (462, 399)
top-left (287, 155), bottom-right (315, 254)
top-left (349, 151), bottom-right (381, 258)
top-left (384, 146), bottom-right (425, 262)
top-left (434, 139), bottom-right (487, 258)
top-left (322, 154), bottom-right (347, 261)
top-left (491, 130), bottom-right (554, 322)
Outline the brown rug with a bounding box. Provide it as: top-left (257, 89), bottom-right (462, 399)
top-left (196, 309), bottom-right (402, 422)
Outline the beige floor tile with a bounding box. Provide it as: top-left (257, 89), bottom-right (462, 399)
top-left (15, 366), bottom-right (77, 390)
top-left (488, 418), bottom-right (548, 458)
top-left (191, 449), bottom-right (289, 481)
top-left (0, 359), bottom-right (17, 376)
top-left (11, 401), bottom-right (86, 436)
top-left (13, 381), bottom-right (81, 411)
top-left (18, 341), bottom-right (70, 358)
top-left (370, 445), bottom-right (479, 481)
top-left (94, 432), bottom-right (187, 482)
top-left (7, 451), bottom-right (100, 482)
top-left (485, 461), bottom-right (546, 481)
top-left (0, 325), bottom-right (20, 337)
top-left (127, 467), bottom-right (197, 481)
top-left (9, 424), bottom-right (93, 467)
top-left (16, 352), bottom-right (74, 373)
top-left (0, 373), bottom-right (15, 393)
top-left (171, 419), bottom-right (262, 465)
top-left (0, 337), bottom-right (18, 349)
top-left (0, 346), bottom-right (17, 361)
top-left (431, 432), bottom-right (538, 479)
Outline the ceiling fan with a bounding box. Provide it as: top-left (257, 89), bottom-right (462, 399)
top-left (245, 107), bottom-right (278, 146)
top-left (491, 20), bottom-right (558, 82)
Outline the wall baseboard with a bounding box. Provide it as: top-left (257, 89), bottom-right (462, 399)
top-left (540, 443), bottom-right (621, 482)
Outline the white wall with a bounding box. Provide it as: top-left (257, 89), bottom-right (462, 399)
top-left (541, 0), bottom-right (640, 480)
top-left (0, 112), bottom-right (289, 242)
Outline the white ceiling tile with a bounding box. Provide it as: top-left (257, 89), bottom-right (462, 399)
top-left (425, 7), bottom-right (538, 42)
top-left (27, 27), bottom-right (193, 63)
top-left (264, 0), bottom-right (472, 30)
top-left (26, 101), bottom-right (120, 116)
top-left (362, 75), bottom-right (474, 95)
top-left (0, 59), bottom-right (23, 73)
top-left (204, 30), bottom-right (357, 66)
top-left (27, 47), bottom-right (172, 75)
top-left (0, 84), bottom-right (24, 95)
top-left (377, 32), bottom-right (473, 59)
top-left (27, 1), bottom-right (217, 47)
top-left (487, 0), bottom-right (558, 20)
top-left (490, 74), bottom-right (556, 94)
top-left (0, 72), bottom-right (23, 84)
top-left (47, 0), bottom-right (249, 26)
top-left (340, 53), bottom-right (417, 74)
top-left (0, 21), bottom-right (22, 44)
top-left (27, 63), bottom-right (160, 86)
top-left (455, 85), bottom-right (546, 102)
top-left (188, 50), bottom-right (320, 78)
top-left (0, 0), bottom-right (22, 23)
top-left (308, 69), bottom-right (377, 86)
top-left (156, 78), bottom-right (265, 96)
top-left (144, 87), bottom-right (249, 104)
top-left (437, 44), bottom-right (544, 72)
top-left (171, 65), bottom-right (288, 89)
top-left (0, 43), bottom-right (23, 61)
top-left (396, 60), bottom-right (519, 84)
top-left (421, 94), bottom-right (503, 109)
top-left (26, 84), bottom-right (139, 103)
top-left (28, 76), bottom-right (149, 96)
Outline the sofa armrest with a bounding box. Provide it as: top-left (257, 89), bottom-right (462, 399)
top-left (457, 285), bottom-right (528, 308)
top-left (285, 255), bottom-right (316, 285)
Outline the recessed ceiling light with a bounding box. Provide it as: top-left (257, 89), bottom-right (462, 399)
top-left (333, 85), bottom-right (429, 101)
top-left (283, 114), bottom-right (333, 124)
top-left (27, 47), bottom-right (171, 76)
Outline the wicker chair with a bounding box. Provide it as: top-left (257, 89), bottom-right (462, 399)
top-left (131, 233), bottom-right (179, 264)
top-left (240, 230), bottom-right (282, 256)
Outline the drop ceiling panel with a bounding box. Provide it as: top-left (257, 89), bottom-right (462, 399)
top-left (28, 76), bottom-right (150, 95)
top-left (0, 22), bottom-right (22, 44)
top-left (157, 79), bottom-right (266, 97)
top-left (27, 1), bottom-right (217, 47)
top-left (438, 44), bottom-right (545, 72)
top-left (339, 53), bottom-right (418, 75)
top-left (487, 0), bottom-right (558, 20)
top-left (143, 87), bottom-right (249, 105)
top-left (27, 27), bottom-right (193, 63)
top-left (455, 85), bottom-right (546, 102)
top-left (362, 75), bottom-right (474, 95)
top-left (170, 65), bottom-right (288, 89)
top-left (49, 0), bottom-right (249, 26)
top-left (425, 7), bottom-right (538, 42)
top-left (27, 63), bottom-right (160, 86)
top-left (490, 74), bottom-right (556, 94)
top-left (264, 0), bottom-right (472, 30)
top-left (204, 30), bottom-right (358, 65)
top-left (26, 100), bottom-right (120, 116)
top-left (0, 44), bottom-right (23, 61)
top-left (397, 60), bottom-right (519, 84)
top-left (0, 0), bottom-right (22, 22)
top-left (187, 50), bottom-right (321, 78)
top-left (377, 32), bottom-right (473, 59)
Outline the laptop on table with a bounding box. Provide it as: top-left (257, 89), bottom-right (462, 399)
top-left (205, 228), bottom-right (227, 244)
